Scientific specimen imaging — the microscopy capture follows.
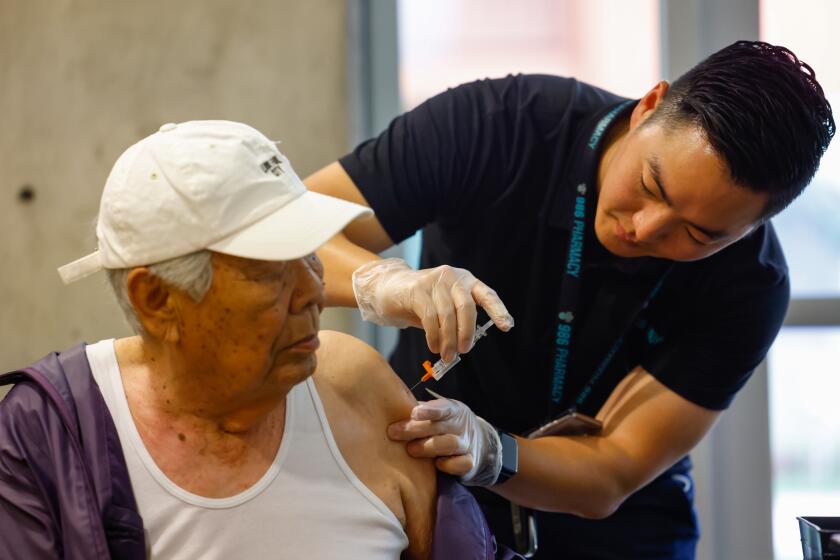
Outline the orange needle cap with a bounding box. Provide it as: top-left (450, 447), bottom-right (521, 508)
top-left (421, 360), bottom-right (434, 382)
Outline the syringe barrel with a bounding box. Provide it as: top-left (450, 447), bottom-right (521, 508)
top-left (432, 354), bottom-right (461, 380)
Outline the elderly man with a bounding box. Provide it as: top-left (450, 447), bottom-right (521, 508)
top-left (0, 121), bottom-right (484, 559)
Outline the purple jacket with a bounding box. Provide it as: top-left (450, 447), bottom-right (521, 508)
top-left (0, 344), bottom-right (520, 560)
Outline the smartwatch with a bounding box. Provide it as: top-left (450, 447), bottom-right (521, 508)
top-left (495, 429), bottom-right (519, 484)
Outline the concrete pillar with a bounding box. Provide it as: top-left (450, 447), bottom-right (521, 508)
top-left (0, 0), bottom-right (353, 388)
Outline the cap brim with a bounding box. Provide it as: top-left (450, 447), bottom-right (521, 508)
top-left (207, 191), bottom-right (373, 261)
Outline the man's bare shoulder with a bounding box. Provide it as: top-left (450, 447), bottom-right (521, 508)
top-left (315, 330), bottom-right (417, 421)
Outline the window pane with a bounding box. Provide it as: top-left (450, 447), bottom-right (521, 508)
top-left (398, 0), bottom-right (660, 110)
top-left (761, 1), bottom-right (840, 297)
top-left (768, 327), bottom-right (840, 560)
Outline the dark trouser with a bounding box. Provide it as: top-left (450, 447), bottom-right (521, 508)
top-left (475, 458), bottom-right (699, 560)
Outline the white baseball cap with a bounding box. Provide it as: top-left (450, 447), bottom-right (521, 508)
top-left (58, 120), bottom-right (371, 284)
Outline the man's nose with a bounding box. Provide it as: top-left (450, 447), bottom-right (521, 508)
top-left (631, 205), bottom-right (674, 243)
top-left (289, 258), bottom-right (326, 313)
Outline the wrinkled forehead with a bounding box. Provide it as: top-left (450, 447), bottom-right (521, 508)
top-left (211, 251), bottom-right (290, 276)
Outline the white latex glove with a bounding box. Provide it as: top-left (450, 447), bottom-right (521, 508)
top-left (352, 258), bottom-right (514, 362)
top-left (387, 396), bottom-right (503, 487)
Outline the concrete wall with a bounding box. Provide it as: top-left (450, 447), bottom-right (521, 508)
top-left (0, 0), bottom-right (353, 395)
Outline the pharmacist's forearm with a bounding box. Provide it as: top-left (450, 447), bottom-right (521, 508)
top-left (318, 232), bottom-right (382, 307)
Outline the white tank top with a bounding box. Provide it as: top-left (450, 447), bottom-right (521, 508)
top-left (86, 339), bottom-right (408, 559)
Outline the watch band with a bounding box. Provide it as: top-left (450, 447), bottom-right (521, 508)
top-left (495, 429), bottom-right (519, 484)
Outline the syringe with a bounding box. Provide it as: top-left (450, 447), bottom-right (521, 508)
top-left (409, 319), bottom-right (495, 391)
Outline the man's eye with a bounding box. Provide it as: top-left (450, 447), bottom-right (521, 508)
top-left (639, 175), bottom-right (654, 197)
top-left (685, 229), bottom-right (707, 245)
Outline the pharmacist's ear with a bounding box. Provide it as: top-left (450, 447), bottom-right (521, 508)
top-left (629, 81), bottom-right (669, 129)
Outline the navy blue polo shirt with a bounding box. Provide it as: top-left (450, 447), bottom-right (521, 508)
top-left (340, 74), bottom-right (789, 558)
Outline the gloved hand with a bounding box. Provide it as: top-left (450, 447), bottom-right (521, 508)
top-left (387, 396), bottom-right (503, 487)
top-left (352, 258), bottom-right (514, 362)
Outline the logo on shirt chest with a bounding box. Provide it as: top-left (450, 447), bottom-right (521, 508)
top-left (647, 327), bottom-right (664, 346)
top-left (635, 317), bottom-right (665, 346)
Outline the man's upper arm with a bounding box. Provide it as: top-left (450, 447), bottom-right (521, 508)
top-left (316, 331), bottom-right (437, 558)
top-left (500, 366), bottom-right (721, 516)
top-left (592, 232), bottom-right (787, 497)
top-left (371, 360), bottom-right (438, 560)
top-left (595, 366), bottom-right (721, 499)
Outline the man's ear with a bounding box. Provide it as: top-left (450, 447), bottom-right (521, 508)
top-left (629, 81), bottom-right (670, 130)
top-left (126, 268), bottom-right (181, 342)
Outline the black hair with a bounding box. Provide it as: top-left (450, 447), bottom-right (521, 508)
top-left (649, 40), bottom-right (835, 219)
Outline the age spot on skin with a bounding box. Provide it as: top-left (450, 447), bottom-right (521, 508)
top-left (178, 433), bottom-right (186, 442)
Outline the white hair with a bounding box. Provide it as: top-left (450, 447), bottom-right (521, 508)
top-left (107, 250), bottom-right (214, 335)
